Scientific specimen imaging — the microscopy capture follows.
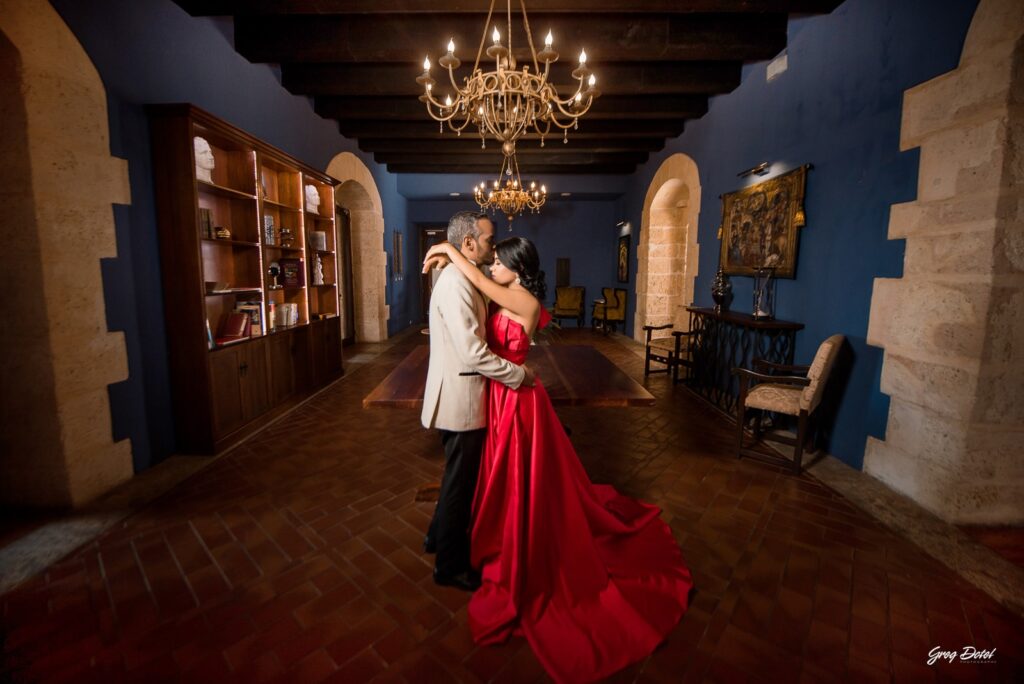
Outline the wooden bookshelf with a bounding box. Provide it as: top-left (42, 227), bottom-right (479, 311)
top-left (149, 104), bottom-right (343, 454)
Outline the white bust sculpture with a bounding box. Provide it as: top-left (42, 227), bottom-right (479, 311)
top-left (305, 184), bottom-right (321, 214)
top-left (194, 136), bottom-right (215, 183)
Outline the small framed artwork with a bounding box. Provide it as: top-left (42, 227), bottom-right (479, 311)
top-left (617, 234), bottom-right (630, 283)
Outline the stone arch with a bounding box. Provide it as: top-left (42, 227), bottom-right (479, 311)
top-left (865, 0), bottom-right (1024, 523)
top-left (325, 152), bottom-right (388, 342)
top-left (0, 1), bottom-right (132, 507)
top-left (634, 154), bottom-right (702, 342)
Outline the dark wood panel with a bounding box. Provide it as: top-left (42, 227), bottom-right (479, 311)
top-left (177, 1), bottom-right (843, 16)
top-left (210, 347), bottom-right (245, 438)
top-left (337, 119), bottom-right (686, 139)
top-left (317, 95), bottom-right (707, 122)
top-left (234, 14), bottom-right (785, 64)
top-left (355, 137), bottom-right (667, 154)
top-left (373, 151), bottom-right (649, 166)
top-left (385, 163), bottom-right (638, 174)
top-left (267, 331), bottom-right (296, 404)
top-left (283, 62), bottom-right (741, 97)
top-left (242, 339), bottom-right (271, 420)
top-left (363, 345), bottom-right (654, 409)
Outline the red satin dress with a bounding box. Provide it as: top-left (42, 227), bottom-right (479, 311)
top-left (468, 306), bottom-right (693, 683)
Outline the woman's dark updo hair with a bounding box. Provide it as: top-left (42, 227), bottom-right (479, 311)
top-left (495, 237), bottom-right (547, 302)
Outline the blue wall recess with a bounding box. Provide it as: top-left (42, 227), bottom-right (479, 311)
top-left (621, 0), bottom-right (977, 468)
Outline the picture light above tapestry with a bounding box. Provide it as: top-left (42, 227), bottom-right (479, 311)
top-left (718, 165), bottom-right (809, 279)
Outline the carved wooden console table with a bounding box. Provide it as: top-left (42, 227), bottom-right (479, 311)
top-left (685, 307), bottom-right (804, 415)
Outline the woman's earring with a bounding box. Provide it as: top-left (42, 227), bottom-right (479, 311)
top-left (515, 276), bottom-right (521, 285)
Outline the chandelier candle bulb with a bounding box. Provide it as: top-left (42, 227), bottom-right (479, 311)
top-left (545, 31), bottom-right (553, 47)
top-left (447, 38), bottom-right (455, 53)
top-left (579, 49), bottom-right (587, 64)
top-left (493, 27), bottom-right (501, 44)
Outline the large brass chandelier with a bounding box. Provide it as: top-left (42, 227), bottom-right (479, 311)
top-left (416, 0), bottom-right (599, 150)
top-left (474, 152), bottom-right (547, 223)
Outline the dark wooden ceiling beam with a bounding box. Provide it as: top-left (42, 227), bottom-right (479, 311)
top-left (234, 14), bottom-right (786, 64)
top-left (386, 163), bottom-right (637, 175)
top-left (284, 62), bottom-right (741, 97)
top-left (356, 137), bottom-right (666, 154)
top-left (177, 1), bottom-right (843, 17)
top-left (316, 95), bottom-right (707, 121)
top-left (373, 151), bottom-right (649, 166)
top-left (337, 119), bottom-right (685, 139)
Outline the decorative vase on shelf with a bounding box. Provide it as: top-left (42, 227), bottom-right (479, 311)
top-left (711, 268), bottom-right (732, 313)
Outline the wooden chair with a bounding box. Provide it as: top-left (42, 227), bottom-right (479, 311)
top-left (732, 334), bottom-right (844, 473)
top-left (642, 324), bottom-right (693, 383)
top-left (592, 287), bottom-right (627, 333)
top-left (550, 286), bottom-right (585, 328)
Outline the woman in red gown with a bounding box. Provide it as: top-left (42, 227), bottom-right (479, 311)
top-left (425, 237), bottom-right (692, 683)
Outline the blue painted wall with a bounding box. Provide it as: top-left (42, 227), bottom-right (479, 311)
top-left (621, 0), bottom-right (977, 468)
top-left (405, 197), bottom-right (628, 323)
top-left (51, 0), bottom-right (410, 471)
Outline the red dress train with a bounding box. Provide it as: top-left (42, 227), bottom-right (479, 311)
top-left (468, 307), bottom-right (693, 683)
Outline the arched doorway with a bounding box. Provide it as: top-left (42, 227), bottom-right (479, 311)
top-left (634, 154), bottom-right (702, 342)
top-left (325, 152), bottom-right (388, 342)
top-left (0, 1), bottom-right (132, 506)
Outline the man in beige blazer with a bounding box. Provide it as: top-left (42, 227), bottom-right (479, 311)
top-left (421, 211), bottom-right (532, 590)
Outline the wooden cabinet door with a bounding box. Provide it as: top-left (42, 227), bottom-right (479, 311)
top-left (241, 339), bottom-right (270, 421)
top-left (209, 347), bottom-right (245, 438)
top-left (267, 333), bottom-right (296, 405)
top-left (292, 326), bottom-right (312, 393)
top-left (324, 318), bottom-right (342, 377)
top-left (309, 320), bottom-right (327, 383)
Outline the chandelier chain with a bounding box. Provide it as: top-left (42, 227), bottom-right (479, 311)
top-left (519, 0), bottom-right (539, 74)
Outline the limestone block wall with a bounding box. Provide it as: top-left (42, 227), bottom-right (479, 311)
top-left (327, 153), bottom-right (388, 343)
top-left (634, 155), bottom-right (702, 342)
top-left (0, 0), bottom-right (132, 507)
top-left (865, 0), bottom-right (1024, 523)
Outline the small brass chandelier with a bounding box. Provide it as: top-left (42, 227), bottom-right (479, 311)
top-left (474, 152), bottom-right (547, 224)
top-left (416, 0), bottom-right (599, 149)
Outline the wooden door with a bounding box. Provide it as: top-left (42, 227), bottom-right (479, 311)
top-left (209, 346), bottom-right (245, 438)
top-left (419, 225), bottom-right (447, 322)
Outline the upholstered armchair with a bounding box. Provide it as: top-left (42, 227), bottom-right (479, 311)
top-left (551, 286), bottom-right (585, 328)
top-left (732, 334), bottom-right (844, 473)
top-left (642, 324), bottom-right (693, 383)
top-left (592, 287), bottom-right (627, 333)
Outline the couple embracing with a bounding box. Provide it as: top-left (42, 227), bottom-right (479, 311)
top-left (420, 211), bottom-right (692, 683)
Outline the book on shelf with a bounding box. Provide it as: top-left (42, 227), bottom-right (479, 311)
top-left (215, 311), bottom-right (250, 346)
top-left (234, 301), bottom-right (263, 336)
top-left (279, 258), bottom-right (304, 287)
top-left (198, 208), bottom-right (213, 239)
top-left (205, 318), bottom-right (214, 350)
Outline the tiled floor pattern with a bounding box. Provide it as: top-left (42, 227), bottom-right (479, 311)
top-left (2, 329), bottom-right (1022, 683)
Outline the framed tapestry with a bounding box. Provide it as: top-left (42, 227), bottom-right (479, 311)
top-left (617, 234), bottom-right (630, 283)
top-left (718, 165), bottom-right (808, 278)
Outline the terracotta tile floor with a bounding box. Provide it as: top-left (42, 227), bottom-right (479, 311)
top-left (3, 329), bottom-right (1023, 683)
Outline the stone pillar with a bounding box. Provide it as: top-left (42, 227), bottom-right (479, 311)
top-left (0, 0), bottom-right (132, 507)
top-left (865, 0), bottom-right (1024, 523)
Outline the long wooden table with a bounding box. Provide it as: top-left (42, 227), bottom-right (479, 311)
top-left (363, 344), bottom-right (655, 409)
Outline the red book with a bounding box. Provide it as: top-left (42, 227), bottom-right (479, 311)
top-left (215, 312), bottom-right (250, 346)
